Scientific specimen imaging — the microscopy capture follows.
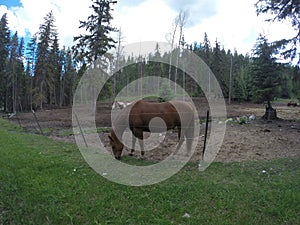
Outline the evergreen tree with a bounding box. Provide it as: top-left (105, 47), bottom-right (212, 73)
top-left (0, 13), bottom-right (10, 111)
top-left (73, 0), bottom-right (118, 65)
top-left (211, 39), bottom-right (228, 97)
top-left (256, 0), bottom-right (300, 63)
top-left (26, 35), bottom-right (38, 76)
top-left (3, 32), bottom-right (24, 112)
top-left (201, 32), bottom-right (212, 65)
top-left (251, 34), bottom-right (280, 119)
top-left (25, 35), bottom-right (38, 110)
top-left (16, 37), bottom-right (26, 111)
top-left (234, 54), bottom-right (252, 102)
top-left (7, 32), bottom-right (19, 112)
top-left (34, 11), bottom-right (57, 109)
top-left (22, 62), bottom-right (32, 111)
top-left (147, 43), bottom-right (163, 93)
top-left (292, 66), bottom-right (300, 102)
top-left (61, 47), bottom-right (77, 106)
top-left (48, 35), bottom-right (62, 105)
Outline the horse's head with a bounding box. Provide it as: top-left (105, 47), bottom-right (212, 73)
top-left (108, 129), bottom-right (124, 160)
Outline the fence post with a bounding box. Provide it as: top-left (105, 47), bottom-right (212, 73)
top-left (32, 110), bottom-right (44, 136)
top-left (202, 110), bottom-right (209, 160)
top-left (74, 112), bottom-right (88, 147)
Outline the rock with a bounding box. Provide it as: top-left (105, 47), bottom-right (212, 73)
top-left (182, 212), bottom-right (191, 218)
top-left (225, 118), bottom-right (233, 123)
top-left (249, 114), bottom-right (256, 121)
top-left (262, 129), bottom-right (271, 132)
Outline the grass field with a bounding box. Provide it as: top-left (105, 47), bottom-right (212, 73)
top-left (0, 118), bottom-right (299, 224)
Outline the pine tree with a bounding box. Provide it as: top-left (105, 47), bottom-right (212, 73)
top-left (292, 66), bottom-right (300, 102)
top-left (211, 39), bottom-right (228, 97)
top-left (25, 35), bottom-right (38, 110)
top-left (61, 47), bottom-right (77, 106)
top-left (234, 54), bottom-right (252, 102)
top-left (0, 13), bottom-right (10, 111)
top-left (7, 32), bottom-right (19, 113)
top-left (16, 37), bottom-right (25, 112)
top-left (201, 32), bottom-right (211, 65)
top-left (73, 0), bottom-right (118, 65)
top-left (23, 62), bottom-right (32, 111)
top-left (251, 34), bottom-right (280, 119)
top-left (26, 35), bottom-right (37, 76)
top-left (256, 0), bottom-right (300, 63)
top-left (34, 11), bottom-right (57, 109)
top-left (48, 35), bottom-right (62, 105)
top-left (2, 32), bottom-right (24, 113)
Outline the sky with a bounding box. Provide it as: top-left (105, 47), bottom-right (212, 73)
top-left (0, 0), bottom-right (296, 57)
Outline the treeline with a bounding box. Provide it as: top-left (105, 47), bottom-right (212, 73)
top-left (112, 34), bottom-right (300, 103)
top-left (0, 12), bottom-right (78, 112)
top-left (0, 8), bottom-right (299, 113)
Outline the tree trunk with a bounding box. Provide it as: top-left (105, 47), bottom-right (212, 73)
top-left (262, 101), bottom-right (277, 120)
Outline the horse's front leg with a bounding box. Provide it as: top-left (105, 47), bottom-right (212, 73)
top-left (132, 128), bottom-right (144, 157)
top-left (176, 127), bottom-right (186, 155)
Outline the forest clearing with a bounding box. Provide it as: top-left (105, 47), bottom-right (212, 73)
top-left (1, 0), bottom-right (300, 223)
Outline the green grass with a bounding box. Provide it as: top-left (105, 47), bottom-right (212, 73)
top-left (0, 118), bottom-right (299, 225)
top-left (273, 98), bottom-right (299, 104)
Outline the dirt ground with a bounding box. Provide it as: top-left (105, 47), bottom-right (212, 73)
top-left (6, 98), bottom-right (300, 162)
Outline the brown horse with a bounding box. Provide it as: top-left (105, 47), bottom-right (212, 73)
top-left (108, 100), bottom-right (196, 160)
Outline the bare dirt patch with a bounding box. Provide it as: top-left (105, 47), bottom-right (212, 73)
top-left (7, 99), bottom-right (300, 162)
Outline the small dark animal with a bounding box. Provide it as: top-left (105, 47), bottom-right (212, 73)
top-left (108, 100), bottom-right (195, 160)
top-left (287, 102), bottom-right (297, 107)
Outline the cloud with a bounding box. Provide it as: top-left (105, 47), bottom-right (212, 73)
top-left (165, 0), bottom-right (217, 26)
top-left (183, 0), bottom-right (263, 54)
top-left (1, 0), bottom-right (93, 47)
top-left (113, 0), bottom-right (177, 44)
top-left (1, 0), bottom-right (296, 57)
top-left (0, 0), bottom-right (261, 54)
top-left (116, 0), bottom-right (145, 8)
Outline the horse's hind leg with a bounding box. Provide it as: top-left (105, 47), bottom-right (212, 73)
top-left (176, 137), bottom-right (184, 152)
top-left (176, 126), bottom-right (194, 156)
top-left (185, 136), bottom-right (193, 155)
top-left (177, 127), bottom-right (181, 140)
top-left (185, 125), bottom-right (194, 155)
top-left (138, 138), bottom-right (145, 157)
top-left (175, 128), bottom-right (185, 154)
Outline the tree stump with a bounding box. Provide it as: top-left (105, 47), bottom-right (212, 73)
top-left (262, 101), bottom-right (278, 120)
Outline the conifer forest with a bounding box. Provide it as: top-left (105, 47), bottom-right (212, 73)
top-left (0, 0), bottom-right (299, 113)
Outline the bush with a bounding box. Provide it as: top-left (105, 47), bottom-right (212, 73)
top-left (159, 81), bottom-right (174, 102)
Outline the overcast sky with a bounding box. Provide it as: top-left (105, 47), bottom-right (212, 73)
top-left (0, 0), bottom-right (296, 56)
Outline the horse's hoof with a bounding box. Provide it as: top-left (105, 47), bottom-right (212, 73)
top-left (138, 155), bottom-right (145, 160)
top-left (129, 153), bottom-right (133, 156)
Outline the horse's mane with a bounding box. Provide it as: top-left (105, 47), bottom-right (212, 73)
top-left (111, 100), bottom-right (137, 137)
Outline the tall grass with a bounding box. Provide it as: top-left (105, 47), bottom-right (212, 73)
top-left (0, 119), bottom-right (299, 224)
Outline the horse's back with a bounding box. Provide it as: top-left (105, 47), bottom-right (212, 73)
top-left (130, 100), bottom-right (194, 115)
top-left (129, 100), bottom-right (195, 127)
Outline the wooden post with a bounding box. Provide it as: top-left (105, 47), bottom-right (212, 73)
top-left (202, 110), bottom-right (209, 160)
top-left (15, 113), bottom-right (22, 128)
top-left (32, 110), bottom-right (44, 136)
top-left (74, 112), bottom-right (88, 147)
